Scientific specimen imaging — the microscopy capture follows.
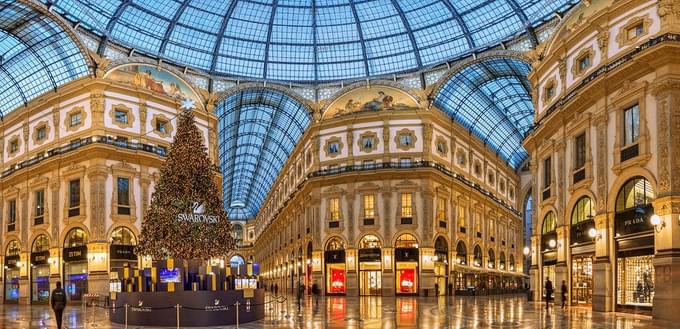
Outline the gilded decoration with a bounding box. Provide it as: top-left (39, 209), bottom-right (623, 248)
top-left (64, 106), bottom-right (86, 132)
top-left (151, 113), bottom-right (174, 138)
top-left (571, 47), bottom-right (594, 78)
top-left (322, 86), bottom-right (419, 120)
top-left (109, 104), bottom-right (135, 129)
top-left (324, 136), bottom-right (343, 158)
top-left (435, 136), bottom-right (448, 157)
top-left (394, 128), bottom-right (417, 151)
top-left (32, 121), bottom-right (50, 146)
top-left (615, 15), bottom-right (652, 48)
top-left (358, 131), bottom-right (379, 153)
top-left (6, 135), bottom-right (20, 156)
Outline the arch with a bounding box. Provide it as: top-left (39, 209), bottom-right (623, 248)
top-left (63, 227), bottom-right (88, 248)
top-left (606, 167), bottom-right (657, 213)
top-left (28, 229), bottom-right (52, 249)
top-left (537, 204), bottom-right (559, 235)
top-left (499, 251), bottom-right (506, 270)
top-left (110, 226), bottom-right (137, 246)
top-left (229, 254), bottom-right (246, 267)
top-left (31, 234), bottom-right (50, 253)
top-left (614, 176), bottom-right (655, 213)
top-left (509, 254), bottom-right (516, 271)
top-left (394, 233), bottom-right (419, 248)
top-left (565, 189), bottom-right (597, 223)
top-left (325, 236), bottom-right (346, 251)
top-left (215, 87), bottom-right (313, 220)
top-left (434, 236), bottom-right (448, 252)
top-left (542, 211), bottom-right (557, 234)
top-left (106, 224), bottom-right (140, 244)
top-left (5, 240), bottom-right (20, 256)
top-left (571, 196), bottom-right (594, 225)
top-left (431, 55), bottom-right (534, 169)
top-left (455, 240), bottom-right (468, 265)
top-left (392, 230), bottom-right (421, 247)
top-left (2, 235), bottom-right (22, 253)
top-left (60, 224), bottom-right (91, 247)
top-left (0, 1), bottom-right (91, 118)
top-left (472, 244), bottom-right (483, 267)
top-left (358, 234), bottom-right (382, 249)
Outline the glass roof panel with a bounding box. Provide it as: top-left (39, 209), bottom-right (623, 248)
top-left (0, 0), bottom-right (89, 117)
top-left (434, 57), bottom-right (532, 169)
top-left (45, 0), bottom-right (578, 82)
top-left (216, 88), bottom-right (311, 220)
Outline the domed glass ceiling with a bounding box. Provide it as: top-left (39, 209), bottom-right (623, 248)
top-left (44, 0), bottom-right (577, 83)
top-left (0, 0), bottom-right (89, 117)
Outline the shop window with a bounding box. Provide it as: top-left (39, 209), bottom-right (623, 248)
top-left (363, 194), bottom-right (375, 220)
top-left (34, 189), bottom-right (45, 225)
top-left (68, 179), bottom-right (81, 217)
top-left (117, 177), bottom-right (131, 215)
top-left (617, 255), bottom-right (654, 307)
top-left (7, 199), bottom-right (16, 232)
top-left (400, 193), bottom-right (412, 223)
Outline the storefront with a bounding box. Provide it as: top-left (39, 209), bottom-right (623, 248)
top-left (613, 178), bottom-right (655, 313)
top-left (542, 211), bottom-right (557, 301)
top-left (63, 228), bottom-right (88, 302)
top-left (433, 237), bottom-right (448, 296)
top-left (30, 235), bottom-right (51, 304)
top-left (570, 196), bottom-right (595, 306)
top-left (394, 234), bottom-right (418, 295)
top-left (358, 235), bottom-right (382, 296)
top-left (324, 237), bottom-right (346, 295)
top-left (110, 227), bottom-right (138, 292)
top-left (4, 240), bottom-right (20, 304)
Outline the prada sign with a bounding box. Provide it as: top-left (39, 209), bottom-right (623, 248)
top-left (31, 251), bottom-right (50, 265)
top-left (111, 245), bottom-right (137, 260)
top-left (63, 245), bottom-right (87, 262)
top-left (571, 220), bottom-right (595, 245)
top-left (615, 205), bottom-right (654, 237)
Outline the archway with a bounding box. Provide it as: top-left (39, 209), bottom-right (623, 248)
top-left (4, 240), bottom-right (21, 303)
top-left (570, 196), bottom-right (594, 306)
top-left (30, 234), bottom-right (50, 304)
top-left (358, 235), bottom-right (382, 296)
top-left (395, 233), bottom-right (419, 295)
top-left (434, 236), bottom-right (448, 296)
top-left (63, 227), bottom-right (88, 302)
top-left (110, 227), bottom-right (138, 293)
top-left (541, 211), bottom-right (557, 301)
top-left (324, 237), bottom-right (346, 295)
top-left (523, 190), bottom-right (533, 276)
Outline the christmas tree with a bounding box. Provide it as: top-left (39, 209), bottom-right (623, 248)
top-left (136, 109), bottom-right (235, 260)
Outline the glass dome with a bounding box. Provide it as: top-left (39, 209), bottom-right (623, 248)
top-left (44, 0), bottom-right (577, 83)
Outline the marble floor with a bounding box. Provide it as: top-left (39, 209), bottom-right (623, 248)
top-left (0, 294), bottom-right (674, 329)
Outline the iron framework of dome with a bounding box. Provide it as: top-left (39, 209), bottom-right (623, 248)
top-left (44, 0), bottom-right (577, 83)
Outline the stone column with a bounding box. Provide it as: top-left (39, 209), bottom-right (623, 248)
top-left (592, 213), bottom-right (612, 312)
top-left (86, 165), bottom-right (109, 296)
top-left (382, 185), bottom-right (392, 242)
top-left (555, 225), bottom-right (568, 307)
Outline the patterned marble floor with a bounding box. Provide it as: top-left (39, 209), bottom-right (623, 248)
top-left (0, 294), bottom-right (674, 329)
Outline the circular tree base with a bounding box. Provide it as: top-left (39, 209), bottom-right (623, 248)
top-left (109, 289), bottom-right (264, 326)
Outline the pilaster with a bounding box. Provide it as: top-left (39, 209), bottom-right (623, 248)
top-left (87, 165), bottom-right (108, 242)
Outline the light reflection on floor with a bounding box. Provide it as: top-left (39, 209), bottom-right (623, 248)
top-left (0, 294), bottom-right (671, 328)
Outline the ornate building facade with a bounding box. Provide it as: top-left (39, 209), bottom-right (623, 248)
top-left (524, 0), bottom-right (680, 321)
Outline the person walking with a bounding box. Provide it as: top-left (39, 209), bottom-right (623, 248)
top-left (561, 280), bottom-right (568, 309)
top-left (50, 281), bottom-right (67, 329)
top-left (544, 278), bottom-right (553, 310)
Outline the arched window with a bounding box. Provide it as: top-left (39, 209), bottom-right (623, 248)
top-left (572, 197), bottom-right (594, 224)
top-left (6, 240), bottom-right (20, 256)
top-left (359, 235), bottom-right (381, 249)
top-left (488, 249), bottom-right (495, 269)
top-left (395, 233), bottom-right (418, 248)
top-left (64, 228), bottom-right (87, 247)
top-left (325, 237), bottom-right (345, 251)
top-left (509, 254), bottom-right (515, 271)
top-left (473, 245), bottom-right (482, 267)
top-left (456, 241), bottom-right (467, 265)
top-left (542, 211), bottom-right (556, 234)
top-left (229, 255), bottom-right (245, 267)
top-left (499, 252), bottom-right (506, 270)
top-left (615, 177), bottom-right (654, 212)
top-left (110, 227), bottom-right (136, 246)
top-left (434, 236), bottom-right (448, 262)
top-left (32, 235), bottom-right (50, 253)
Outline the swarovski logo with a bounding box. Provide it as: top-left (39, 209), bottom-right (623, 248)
top-left (192, 201), bottom-right (204, 214)
top-left (138, 300), bottom-right (143, 307)
top-left (214, 299), bottom-right (220, 305)
top-left (177, 201), bottom-right (218, 224)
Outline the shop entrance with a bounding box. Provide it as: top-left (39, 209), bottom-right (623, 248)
top-left (4, 240), bottom-right (20, 304)
top-left (30, 235), bottom-right (51, 304)
top-left (571, 255), bottom-right (593, 305)
top-left (324, 237), bottom-right (346, 295)
top-left (434, 237), bottom-right (448, 296)
top-left (63, 228), bottom-right (88, 302)
top-left (358, 235), bottom-right (382, 296)
top-left (395, 234), bottom-right (419, 295)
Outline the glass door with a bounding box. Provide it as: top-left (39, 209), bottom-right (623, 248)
top-left (360, 270), bottom-right (382, 296)
top-left (571, 256), bottom-right (592, 305)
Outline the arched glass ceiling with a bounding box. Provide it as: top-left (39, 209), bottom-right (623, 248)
top-left (434, 57), bottom-right (533, 169)
top-left (216, 88), bottom-right (311, 220)
top-left (0, 0), bottom-right (89, 118)
top-left (44, 0), bottom-right (578, 83)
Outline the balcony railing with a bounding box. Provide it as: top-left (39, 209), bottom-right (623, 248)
top-left (620, 144), bottom-right (639, 163)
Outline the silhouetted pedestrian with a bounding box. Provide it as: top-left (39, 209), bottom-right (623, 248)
top-left (51, 281), bottom-right (66, 329)
top-left (544, 278), bottom-right (553, 310)
top-left (561, 280), bottom-right (567, 309)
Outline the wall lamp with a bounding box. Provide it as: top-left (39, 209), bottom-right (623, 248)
top-left (651, 214), bottom-right (665, 233)
top-left (523, 246), bottom-right (530, 256)
top-left (588, 228), bottom-right (602, 241)
top-left (548, 239), bottom-right (557, 249)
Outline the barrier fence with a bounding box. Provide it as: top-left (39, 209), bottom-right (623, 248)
top-left (82, 294), bottom-right (289, 329)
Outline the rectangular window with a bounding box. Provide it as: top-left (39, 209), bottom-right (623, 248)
top-left (627, 23), bottom-right (644, 39)
top-left (7, 199), bottom-right (16, 232)
top-left (543, 157), bottom-right (552, 188)
top-left (363, 194), bottom-right (375, 219)
top-left (70, 112), bottom-right (81, 127)
top-left (36, 126), bottom-right (46, 141)
top-left (329, 198), bottom-right (340, 222)
top-left (68, 179), bottom-right (80, 217)
top-left (34, 190), bottom-right (45, 225)
top-left (475, 213), bottom-right (481, 235)
top-left (623, 104), bottom-right (640, 146)
top-left (9, 141), bottom-right (18, 153)
top-left (578, 55), bottom-right (590, 71)
top-left (115, 110), bottom-right (128, 124)
top-left (458, 205), bottom-right (465, 228)
top-left (437, 198), bottom-right (446, 221)
top-left (117, 177), bottom-right (131, 215)
top-left (156, 119), bottom-right (167, 134)
top-left (546, 85), bottom-right (555, 100)
top-left (400, 193), bottom-right (412, 218)
top-left (575, 133), bottom-right (586, 169)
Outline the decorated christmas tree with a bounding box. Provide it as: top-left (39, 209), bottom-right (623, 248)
top-left (136, 109), bottom-right (235, 260)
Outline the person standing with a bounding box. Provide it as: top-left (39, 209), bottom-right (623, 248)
top-left (50, 281), bottom-right (66, 329)
top-left (561, 280), bottom-right (568, 309)
top-left (544, 278), bottom-right (553, 310)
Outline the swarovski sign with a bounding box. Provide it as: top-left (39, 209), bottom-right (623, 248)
top-left (177, 202), bottom-right (218, 224)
